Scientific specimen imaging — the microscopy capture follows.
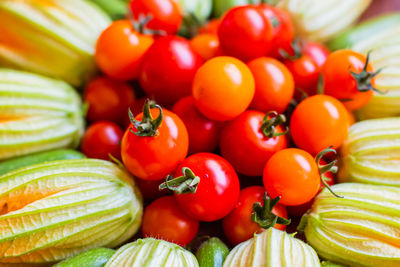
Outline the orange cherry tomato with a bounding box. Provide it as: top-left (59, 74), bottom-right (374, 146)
top-left (95, 20), bottom-right (154, 80)
top-left (199, 19), bottom-right (221, 35)
top-left (190, 34), bottom-right (222, 61)
top-left (322, 49), bottom-right (377, 111)
top-left (192, 56), bottom-right (255, 121)
top-left (222, 186), bottom-right (288, 245)
top-left (263, 148), bottom-right (320, 206)
top-left (290, 95), bottom-right (349, 156)
top-left (248, 57), bottom-right (294, 114)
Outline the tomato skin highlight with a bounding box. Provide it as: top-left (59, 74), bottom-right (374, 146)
top-left (248, 57), bottom-right (294, 114)
top-left (121, 108), bottom-right (189, 181)
top-left (129, 0), bottom-right (183, 35)
top-left (220, 110), bottom-right (287, 177)
top-left (322, 49), bottom-right (375, 111)
top-left (218, 6), bottom-right (274, 61)
top-left (172, 153), bottom-right (240, 222)
top-left (95, 20), bottom-right (154, 80)
top-left (81, 121), bottom-right (123, 160)
top-left (142, 196), bottom-right (199, 246)
top-left (192, 56), bottom-right (255, 122)
top-left (139, 36), bottom-right (204, 105)
top-left (263, 148), bottom-right (321, 206)
top-left (222, 186), bottom-right (288, 246)
top-left (172, 96), bottom-right (223, 155)
top-left (290, 95), bottom-right (349, 156)
top-left (303, 42), bottom-right (330, 69)
top-left (84, 77), bottom-right (135, 126)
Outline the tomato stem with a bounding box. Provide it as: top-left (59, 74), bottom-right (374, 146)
top-left (127, 9), bottom-right (167, 36)
top-left (251, 193), bottom-right (291, 229)
top-left (279, 38), bottom-right (303, 61)
top-left (261, 111), bottom-right (288, 138)
top-left (350, 51), bottom-right (385, 94)
top-left (129, 99), bottom-right (163, 137)
top-left (315, 147), bottom-right (343, 198)
top-left (159, 167), bottom-right (200, 194)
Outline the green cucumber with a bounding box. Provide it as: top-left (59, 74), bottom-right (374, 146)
top-left (0, 149), bottom-right (86, 176)
top-left (54, 248), bottom-right (115, 267)
top-left (196, 237), bottom-right (229, 267)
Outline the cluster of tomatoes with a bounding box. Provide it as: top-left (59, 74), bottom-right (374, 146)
top-left (80, 0), bottom-right (379, 247)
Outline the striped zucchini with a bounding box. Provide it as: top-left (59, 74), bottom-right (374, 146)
top-left (0, 158), bottom-right (142, 265)
top-left (0, 69), bottom-right (84, 161)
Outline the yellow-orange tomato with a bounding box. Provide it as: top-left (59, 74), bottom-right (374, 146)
top-left (192, 56), bottom-right (255, 121)
top-left (190, 34), bottom-right (221, 61)
top-left (248, 57), bottom-right (294, 114)
top-left (290, 95), bottom-right (349, 155)
top-left (199, 18), bottom-right (220, 35)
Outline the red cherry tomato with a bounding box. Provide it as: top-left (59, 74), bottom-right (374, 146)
top-left (190, 34), bottom-right (222, 61)
top-left (322, 49), bottom-right (377, 111)
top-left (135, 178), bottom-right (168, 201)
top-left (121, 102), bottom-right (189, 180)
top-left (129, 0), bottom-right (182, 35)
top-left (220, 110), bottom-right (288, 177)
top-left (290, 95), bottom-right (349, 156)
top-left (303, 42), bottom-right (330, 69)
top-left (199, 19), bottom-right (221, 35)
top-left (283, 54), bottom-right (319, 96)
top-left (142, 196), bottom-right (199, 246)
top-left (192, 56), bottom-right (255, 122)
top-left (139, 36), bottom-right (203, 105)
top-left (81, 121), bottom-right (123, 160)
top-left (167, 153), bottom-right (240, 221)
top-left (287, 160), bottom-right (335, 217)
top-left (248, 57), bottom-right (294, 114)
top-left (84, 77), bottom-right (135, 125)
top-left (172, 96), bottom-right (222, 155)
top-left (95, 20), bottom-right (154, 80)
top-left (258, 4), bottom-right (295, 58)
top-left (263, 148), bottom-right (321, 206)
top-left (222, 186), bottom-right (288, 245)
top-left (218, 6), bottom-right (274, 61)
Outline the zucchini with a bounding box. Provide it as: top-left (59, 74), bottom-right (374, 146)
top-left (54, 248), bottom-right (115, 267)
top-left (196, 237), bottom-right (229, 267)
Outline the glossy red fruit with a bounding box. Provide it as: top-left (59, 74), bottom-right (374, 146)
top-left (84, 77), bottom-right (135, 125)
top-left (142, 196), bottom-right (199, 246)
top-left (81, 121), bottom-right (123, 160)
top-left (222, 186), bottom-right (288, 245)
top-left (164, 153), bottom-right (240, 222)
top-left (121, 101), bottom-right (189, 180)
top-left (130, 0), bottom-right (183, 35)
top-left (220, 110), bottom-right (288, 176)
top-left (218, 5), bottom-right (274, 61)
top-left (172, 96), bottom-right (222, 154)
top-left (303, 42), bottom-right (330, 69)
top-left (139, 36), bottom-right (203, 105)
top-left (135, 178), bottom-right (168, 201)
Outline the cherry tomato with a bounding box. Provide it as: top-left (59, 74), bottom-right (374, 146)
top-left (263, 148), bottom-right (320, 206)
top-left (121, 102), bottom-right (189, 180)
top-left (167, 153), bottom-right (240, 221)
top-left (287, 160), bottom-right (335, 217)
top-left (283, 54), bottom-right (319, 96)
top-left (199, 19), bottom-right (220, 35)
top-left (81, 121), bottom-right (123, 160)
top-left (192, 56), bottom-right (255, 121)
top-left (218, 6), bottom-right (274, 61)
top-left (322, 49), bottom-right (377, 111)
top-left (84, 77), bottom-right (135, 125)
top-left (142, 196), bottom-right (199, 246)
top-left (139, 36), bottom-right (203, 105)
top-left (220, 110), bottom-right (287, 176)
top-left (290, 95), bottom-right (349, 156)
top-left (222, 186), bottom-right (288, 245)
top-left (95, 20), bottom-right (154, 80)
top-left (135, 178), bottom-right (168, 201)
top-left (258, 4), bottom-right (295, 58)
top-left (129, 0), bottom-right (182, 35)
top-left (248, 57), bottom-right (294, 114)
top-left (172, 96), bottom-right (222, 154)
top-left (190, 34), bottom-right (222, 61)
top-left (303, 42), bottom-right (330, 69)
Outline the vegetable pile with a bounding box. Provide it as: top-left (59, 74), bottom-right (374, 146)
top-left (0, 0), bottom-right (399, 266)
